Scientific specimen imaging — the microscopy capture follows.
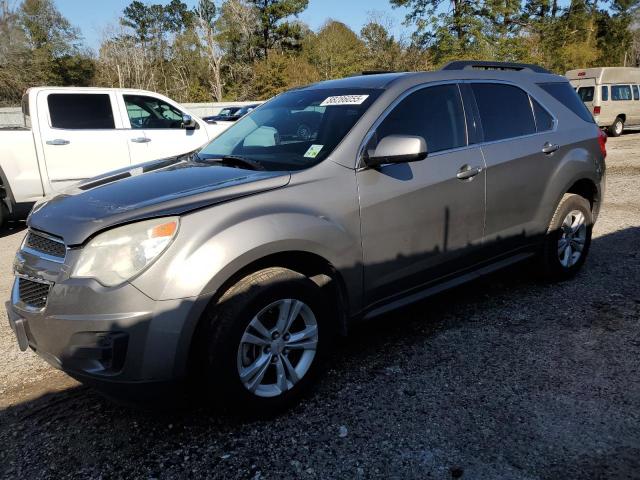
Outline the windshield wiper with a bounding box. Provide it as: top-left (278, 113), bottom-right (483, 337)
top-left (196, 154), bottom-right (266, 171)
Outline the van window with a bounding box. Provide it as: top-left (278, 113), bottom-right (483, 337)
top-left (538, 82), bottom-right (594, 123)
top-left (47, 94), bottom-right (115, 130)
top-left (577, 87), bottom-right (594, 102)
top-left (531, 98), bottom-right (554, 132)
top-left (374, 84), bottom-right (467, 153)
top-left (471, 83), bottom-right (536, 142)
top-left (633, 85), bottom-right (640, 101)
top-left (612, 85), bottom-right (632, 101)
top-left (601, 86), bottom-right (609, 102)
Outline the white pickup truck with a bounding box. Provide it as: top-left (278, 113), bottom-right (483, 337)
top-left (0, 87), bottom-right (230, 222)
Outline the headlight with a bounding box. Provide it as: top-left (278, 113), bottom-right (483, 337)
top-left (71, 217), bottom-right (179, 286)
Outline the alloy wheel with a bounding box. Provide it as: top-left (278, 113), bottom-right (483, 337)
top-left (236, 298), bottom-right (318, 398)
top-left (557, 209), bottom-right (587, 268)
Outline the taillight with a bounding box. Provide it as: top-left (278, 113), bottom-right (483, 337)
top-left (598, 129), bottom-right (607, 158)
top-left (593, 106), bottom-right (601, 115)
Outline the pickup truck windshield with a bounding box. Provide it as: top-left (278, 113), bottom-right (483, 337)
top-left (198, 88), bottom-right (382, 171)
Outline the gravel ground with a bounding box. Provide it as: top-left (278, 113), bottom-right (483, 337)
top-left (1, 134), bottom-right (639, 479)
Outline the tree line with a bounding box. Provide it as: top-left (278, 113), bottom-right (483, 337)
top-left (1, 0), bottom-right (639, 107)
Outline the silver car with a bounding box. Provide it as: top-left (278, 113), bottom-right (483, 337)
top-left (7, 61), bottom-right (606, 412)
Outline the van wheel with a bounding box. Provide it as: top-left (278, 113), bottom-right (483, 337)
top-left (608, 117), bottom-right (624, 137)
top-left (200, 267), bottom-right (328, 415)
top-left (540, 193), bottom-right (593, 280)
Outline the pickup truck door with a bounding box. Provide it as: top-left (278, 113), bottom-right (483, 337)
top-left (118, 94), bottom-right (210, 163)
top-left (357, 83), bottom-right (486, 306)
top-left (37, 91), bottom-right (131, 191)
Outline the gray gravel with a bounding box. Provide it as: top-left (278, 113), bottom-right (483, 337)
top-left (1, 133), bottom-right (640, 479)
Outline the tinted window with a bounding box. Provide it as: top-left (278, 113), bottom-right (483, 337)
top-left (374, 84), bottom-right (466, 153)
top-left (471, 83), bottom-right (535, 142)
top-left (577, 87), bottom-right (594, 102)
top-left (538, 82), bottom-right (594, 123)
top-left (531, 98), bottom-right (554, 132)
top-left (124, 95), bottom-right (185, 129)
top-left (48, 94), bottom-right (114, 129)
top-left (633, 85), bottom-right (640, 101)
top-left (612, 85), bottom-right (632, 101)
top-left (601, 86), bottom-right (609, 101)
top-left (199, 88), bottom-right (382, 171)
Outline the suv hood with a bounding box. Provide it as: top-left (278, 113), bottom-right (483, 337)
top-left (28, 157), bottom-right (291, 245)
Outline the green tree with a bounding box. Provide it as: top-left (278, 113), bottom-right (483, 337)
top-left (248, 0), bottom-right (309, 58)
top-left (304, 21), bottom-right (367, 79)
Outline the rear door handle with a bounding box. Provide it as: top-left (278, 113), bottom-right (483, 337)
top-left (46, 139), bottom-right (70, 146)
top-left (456, 165), bottom-right (483, 180)
top-left (542, 142), bottom-right (560, 154)
top-left (131, 137), bottom-right (151, 143)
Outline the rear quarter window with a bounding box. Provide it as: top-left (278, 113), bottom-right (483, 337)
top-left (601, 86), bottom-right (609, 102)
top-left (633, 85), bottom-right (639, 101)
top-left (538, 82), bottom-right (594, 123)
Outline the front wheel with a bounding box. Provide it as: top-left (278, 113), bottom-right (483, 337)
top-left (199, 267), bottom-right (328, 414)
top-left (540, 193), bottom-right (593, 280)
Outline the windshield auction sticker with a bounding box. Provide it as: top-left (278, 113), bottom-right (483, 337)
top-left (304, 144), bottom-right (324, 158)
top-left (320, 95), bottom-right (369, 106)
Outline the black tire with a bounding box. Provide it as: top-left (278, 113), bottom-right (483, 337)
top-left (608, 117), bottom-right (624, 137)
top-left (541, 193), bottom-right (593, 280)
top-left (199, 267), bottom-right (328, 415)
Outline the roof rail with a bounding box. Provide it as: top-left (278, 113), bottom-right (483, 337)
top-left (441, 60), bottom-right (552, 74)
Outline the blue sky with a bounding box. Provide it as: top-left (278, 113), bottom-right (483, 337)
top-left (53, 0), bottom-right (411, 53)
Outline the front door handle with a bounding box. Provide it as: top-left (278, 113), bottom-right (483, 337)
top-left (46, 139), bottom-right (70, 146)
top-left (542, 142), bottom-right (560, 154)
top-left (131, 137), bottom-right (151, 143)
top-left (456, 164), bottom-right (483, 180)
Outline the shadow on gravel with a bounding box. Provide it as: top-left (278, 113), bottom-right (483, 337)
top-left (1, 226), bottom-right (639, 479)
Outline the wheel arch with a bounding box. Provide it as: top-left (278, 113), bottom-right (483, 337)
top-left (180, 249), bottom-right (350, 381)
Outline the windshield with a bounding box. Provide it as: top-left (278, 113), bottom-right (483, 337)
top-left (198, 88), bottom-right (382, 171)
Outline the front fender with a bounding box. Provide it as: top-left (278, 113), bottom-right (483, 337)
top-left (131, 173), bottom-right (363, 310)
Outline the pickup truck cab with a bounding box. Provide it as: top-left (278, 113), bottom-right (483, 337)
top-left (0, 87), bottom-right (228, 221)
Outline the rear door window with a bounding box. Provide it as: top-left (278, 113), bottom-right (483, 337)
top-left (538, 82), bottom-right (594, 123)
top-left (601, 86), bottom-right (609, 101)
top-left (374, 84), bottom-right (467, 153)
top-left (633, 85), bottom-right (640, 101)
top-left (612, 85), bottom-right (632, 101)
top-left (47, 94), bottom-right (115, 129)
top-left (470, 83), bottom-right (536, 142)
top-left (577, 87), bottom-right (594, 102)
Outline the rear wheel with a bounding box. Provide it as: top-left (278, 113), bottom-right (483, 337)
top-left (540, 193), bottom-right (593, 280)
top-left (199, 267), bottom-right (328, 414)
top-left (608, 116), bottom-right (624, 137)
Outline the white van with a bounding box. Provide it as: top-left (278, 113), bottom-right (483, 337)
top-left (566, 67), bottom-right (640, 136)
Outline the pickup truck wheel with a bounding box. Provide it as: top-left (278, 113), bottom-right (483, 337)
top-left (200, 267), bottom-right (328, 415)
top-left (541, 193), bottom-right (593, 280)
top-left (608, 117), bottom-right (624, 137)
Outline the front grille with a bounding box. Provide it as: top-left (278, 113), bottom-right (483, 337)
top-left (18, 277), bottom-right (51, 310)
top-left (24, 231), bottom-right (66, 259)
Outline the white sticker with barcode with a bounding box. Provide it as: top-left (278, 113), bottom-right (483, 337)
top-left (320, 95), bottom-right (369, 106)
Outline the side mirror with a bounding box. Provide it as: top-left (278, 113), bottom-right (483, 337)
top-left (182, 114), bottom-right (197, 130)
top-left (363, 134), bottom-right (427, 168)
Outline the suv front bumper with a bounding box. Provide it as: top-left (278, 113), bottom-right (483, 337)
top-left (7, 276), bottom-right (207, 389)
